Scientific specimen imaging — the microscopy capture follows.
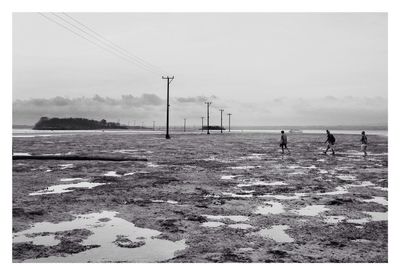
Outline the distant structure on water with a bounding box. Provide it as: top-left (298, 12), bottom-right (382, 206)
top-left (201, 125), bottom-right (226, 131)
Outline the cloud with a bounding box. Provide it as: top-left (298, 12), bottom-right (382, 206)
top-left (12, 94), bottom-right (387, 127)
top-left (175, 95), bottom-right (217, 103)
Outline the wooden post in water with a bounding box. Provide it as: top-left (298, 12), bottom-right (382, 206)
top-left (227, 113), bottom-right (232, 132)
top-left (205, 102), bottom-right (212, 135)
top-left (219, 109), bottom-right (224, 133)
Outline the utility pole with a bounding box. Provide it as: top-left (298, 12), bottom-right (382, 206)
top-left (227, 113), bottom-right (232, 132)
top-left (201, 117), bottom-right (204, 132)
top-left (162, 76), bottom-right (174, 139)
top-left (153, 121), bottom-right (155, 131)
top-left (183, 118), bottom-right (186, 132)
top-left (219, 109), bottom-right (224, 133)
top-left (205, 102), bottom-right (212, 134)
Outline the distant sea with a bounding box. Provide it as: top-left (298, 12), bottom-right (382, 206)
top-left (12, 127), bottom-right (388, 137)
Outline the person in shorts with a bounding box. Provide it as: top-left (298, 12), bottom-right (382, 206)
top-left (360, 131), bottom-right (368, 156)
top-left (324, 130), bottom-right (335, 155)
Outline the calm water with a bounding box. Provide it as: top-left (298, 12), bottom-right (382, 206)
top-left (12, 128), bottom-right (388, 137)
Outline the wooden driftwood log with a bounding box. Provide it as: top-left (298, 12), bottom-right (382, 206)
top-left (12, 155), bottom-right (148, 162)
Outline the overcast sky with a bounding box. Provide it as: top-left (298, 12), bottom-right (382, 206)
top-left (13, 13), bottom-right (387, 126)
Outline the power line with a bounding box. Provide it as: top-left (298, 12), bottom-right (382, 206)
top-left (61, 12), bottom-right (168, 75)
top-left (53, 13), bottom-right (166, 75)
top-left (38, 13), bottom-right (156, 74)
top-left (38, 13), bottom-right (163, 75)
top-left (48, 12), bottom-right (162, 75)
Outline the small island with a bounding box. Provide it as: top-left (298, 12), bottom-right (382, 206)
top-left (33, 117), bottom-right (128, 130)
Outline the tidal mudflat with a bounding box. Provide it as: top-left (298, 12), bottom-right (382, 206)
top-left (12, 131), bottom-right (388, 262)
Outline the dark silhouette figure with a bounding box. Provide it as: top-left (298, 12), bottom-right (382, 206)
top-left (324, 130), bottom-right (336, 155)
top-left (361, 131), bottom-right (368, 156)
top-left (280, 130), bottom-right (290, 154)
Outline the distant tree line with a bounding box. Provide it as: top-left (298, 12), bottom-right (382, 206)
top-left (33, 117), bottom-right (128, 130)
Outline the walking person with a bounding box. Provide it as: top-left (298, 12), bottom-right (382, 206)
top-left (361, 131), bottom-right (368, 156)
top-left (280, 130), bottom-right (290, 154)
top-left (323, 130), bottom-right (336, 155)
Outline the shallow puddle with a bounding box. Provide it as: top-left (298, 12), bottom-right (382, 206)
top-left (362, 196), bottom-right (388, 206)
top-left (14, 211), bottom-right (187, 263)
top-left (351, 239), bottom-right (372, 243)
top-left (201, 221), bottom-right (225, 228)
top-left (203, 215), bottom-right (249, 222)
top-left (13, 234), bottom-right (60, 246)
top-left (203, 156), bottom-right (232, 163)
top-left (59, 164), bottom-right (74, 170)
top-left (316, 186), bottom-right (349, 196)
top-left (13, 152), bottom-right (32, 156)
top-left (289, 171), bottom-right (306, 175)
top-left (336, 175), bottom-right (356, 181)
top-left (147, 162), bottom-right (160, 168)
top-left (259, 193), bottom-right (306, 200)
top-left (221, 175), bottom-right (237, 180)
top-left (347, 181), bottom-right (376, 188)
top-left (255, 202), bottom-right (285, 215)
top-left (112, 149), bottom-right (140, 154)
top-left (292, 205), bottom-right (330, 216)
top-left (60, 178), bottom-right (85, 182)
top-left (228, 224), bottom-right (254, 230)
top-left (347, 211), bottom-right (387, 224)
top-left (222, 192), bottom-right (253, 198)
top-left (365, 211), bottom-right (387, 221)
top-left (237, 180), bottom-right (287, 188)
top-left (104, 171), bottom-right (121, 177)
top-left (151, 199), bottom-right (178, 205)
top-left (237, 247), bottom-right (254, 252)
top-left (373, 186), bottom-right (388, 192)
top-left (238, 154), bottom-right (263, 160)
top-left (324, 216), bottom-right (346, 224)
top-left (29, 181), bottom-right (109, 195)
top-left (124, 172), bottom-right (136, 176)
top-left (254, 225), bottom-right (294, 243)
top-left (304, 165), bottom-right (317, 169)
top-left (229, 166), bottom-right (257, 170)
top-left (346, 218), bottom-right (370, 224)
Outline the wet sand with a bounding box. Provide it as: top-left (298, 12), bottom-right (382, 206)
top-left (12, 132), bottom-right (388, 262)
